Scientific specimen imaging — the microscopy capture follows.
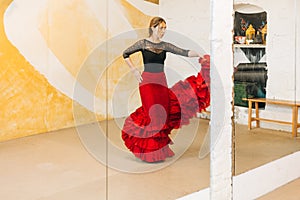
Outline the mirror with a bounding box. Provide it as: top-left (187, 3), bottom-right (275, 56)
top-left (0, 0), bottom-right (211, 199)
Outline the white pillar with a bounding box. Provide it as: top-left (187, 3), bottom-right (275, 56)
top-left (210, 0), bottom-right (234, 199)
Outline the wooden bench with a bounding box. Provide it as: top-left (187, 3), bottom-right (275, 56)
top-left (242, 98), bottom-right (300, 137)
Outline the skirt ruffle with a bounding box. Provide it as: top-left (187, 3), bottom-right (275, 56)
top-left (122, 56), bottom-right (210, 163)
top-left (168, 72), bottom-right (210, 129)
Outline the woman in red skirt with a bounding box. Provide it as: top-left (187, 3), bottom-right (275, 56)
top-left (122, 16), bottom-right (210, 163)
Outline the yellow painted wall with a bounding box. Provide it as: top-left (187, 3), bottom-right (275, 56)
top-left (0, 0), bottom-right (99, 142)
top-left (0, 0), bottom-right (154, 142)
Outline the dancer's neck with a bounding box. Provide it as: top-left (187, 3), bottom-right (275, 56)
top-left (147, 36), bottom-right (161, 44)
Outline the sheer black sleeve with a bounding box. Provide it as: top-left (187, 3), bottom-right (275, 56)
top-left (163, 42), bottom-right (189, 57)
top-left (123, 39), bottom-right (144, 58)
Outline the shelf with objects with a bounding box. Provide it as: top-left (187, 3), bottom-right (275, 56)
top-left (233, 11), bottom-right (268, 108)
top-left (233, 44), bottom-right (265, 48)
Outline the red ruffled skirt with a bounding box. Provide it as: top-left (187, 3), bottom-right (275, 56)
top-left (122, 59), bottom-right (210, 162)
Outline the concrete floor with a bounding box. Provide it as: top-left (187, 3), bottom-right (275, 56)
top-left (0, 118), bottom-right (299, 200)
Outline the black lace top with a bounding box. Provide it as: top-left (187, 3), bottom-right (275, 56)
top-left (123, 39), bottom-right (190, 73)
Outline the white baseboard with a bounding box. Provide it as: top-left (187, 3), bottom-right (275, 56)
top-left (178, 151), bottom-right (300, 200)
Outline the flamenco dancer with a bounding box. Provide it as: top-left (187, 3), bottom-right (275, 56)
top-left (122, 16), bottom-right (210, 163)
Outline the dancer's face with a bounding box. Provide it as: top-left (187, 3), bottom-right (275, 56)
top-left (152, 22), bottom-right (166, 39)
